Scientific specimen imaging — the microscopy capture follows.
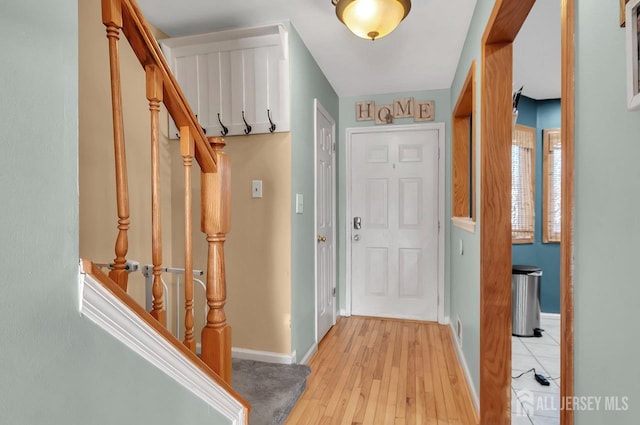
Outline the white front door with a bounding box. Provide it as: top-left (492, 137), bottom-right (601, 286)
top-left (349, 126), bottom-right (441, 321)
top-left (315, 100), bottom-right (336, 342)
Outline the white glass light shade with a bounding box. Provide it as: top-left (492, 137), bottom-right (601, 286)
top-left (335, 0), bottom-right (411, 40)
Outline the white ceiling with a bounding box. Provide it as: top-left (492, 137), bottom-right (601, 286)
top-left (514, 0), bottom-right (561, 100)
top-left (137, 0), bottom-right (477, 97)
top-left (136, 0), bottom-right (560, 100)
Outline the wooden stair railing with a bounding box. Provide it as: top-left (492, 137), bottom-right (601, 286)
top-left (101, 0), bottom-right (233, 385)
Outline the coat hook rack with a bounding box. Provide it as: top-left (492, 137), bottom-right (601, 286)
top-left (267, 109), bottom-right (277, 133)
top-left (242, 111), bottom-right (252, 135)
top-left (217, 113), bottom-right (229, 136)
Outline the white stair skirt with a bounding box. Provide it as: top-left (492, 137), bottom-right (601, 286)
top-left (78, 263), bottom-right (246, 425)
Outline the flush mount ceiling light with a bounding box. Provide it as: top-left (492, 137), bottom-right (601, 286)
top-left (332, 0), bottom-right (411, 41)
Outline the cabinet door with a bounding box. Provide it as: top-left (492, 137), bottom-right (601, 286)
top-left (269, 43), bottom-right (290, 133)
top-left (204, 51), bottom-right (232, 137)
top-left (253, 45), bottom-right (289, 134)
top-left (228, 46), bottom-right (289, 135)
top-left (230, 49), bottom-right (256, 135)
top-left (171, 55), bottom-right (199, 138)
top-left (170, 52), bottom-right (233, 138)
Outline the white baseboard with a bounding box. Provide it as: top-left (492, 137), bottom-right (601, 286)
top-left (440, 316), bottom-right (451, 325)
top-left (448, 322), bottom-right (480, 416)
top-left (299, 343), bottom-right (317, 365)
top-left (540, 312), bottom-right (561, 320)
top-left (339, 308), bottom-right (349, 317)
top-left (231, 347), bottom-right (296, 365)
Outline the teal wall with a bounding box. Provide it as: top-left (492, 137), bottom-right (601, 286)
top-left (288, 24), bottom-right (339, 360)
top-left (0, 1), bottom-right (231, 423)
top-left (573, 1), bottom-right (640, 423)
top-left (447, 0), bottom-right (494, 398)
top-left (337, 89), bottom-right (452, 319)
top-left (513, 96), bottom-right (561, 314)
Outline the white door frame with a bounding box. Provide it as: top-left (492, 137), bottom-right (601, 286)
top-left (345, 123), bottom-right (446, 324)
top-left (314, 99), bottom-right (337, 344)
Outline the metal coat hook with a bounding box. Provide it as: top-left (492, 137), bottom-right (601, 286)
top-left (242, 110), bottom-right (252, 135)
top-left (217, 113), bottom-right (229, 136)
top-left (267, 109), bottom-right (276, 133)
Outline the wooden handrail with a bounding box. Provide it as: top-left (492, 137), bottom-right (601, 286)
top-left (111, 0), bottom-right (217, 173)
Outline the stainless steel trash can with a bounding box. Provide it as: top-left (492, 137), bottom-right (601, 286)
top-left (512, 265), bottom-right (542, 337)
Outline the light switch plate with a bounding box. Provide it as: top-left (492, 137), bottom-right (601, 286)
top-left (252, 180), bottom-right (263, 198)
top-left (295, 193), bottom-right (303, 214)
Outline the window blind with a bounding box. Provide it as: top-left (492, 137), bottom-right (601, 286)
top-left (543, 129), bottom-right (562, 242)
top-left (512, 124), bottom-right (535, 243)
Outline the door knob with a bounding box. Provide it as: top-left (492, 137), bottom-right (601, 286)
top-left (353, 234), bottom-right (360, 241)
top-left (317, 236), bottom-right (326, 242)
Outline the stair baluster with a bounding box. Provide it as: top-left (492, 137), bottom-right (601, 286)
top-left (103, 0), bottom-right (130, 292)
top-left (146, 64), bottom-right (166, 325)
top-left (181, 126), bottom-right (196, 352)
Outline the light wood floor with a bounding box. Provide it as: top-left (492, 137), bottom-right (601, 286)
top-left (285, 316), bottom-right (478, 425)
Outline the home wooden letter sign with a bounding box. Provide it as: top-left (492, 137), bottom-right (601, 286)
top-left (375, 104), bottom-right (394, 124)
top-left (356, 98), bottom-right (435, 124)
top-left (356, 101), bottom-right (375, 121)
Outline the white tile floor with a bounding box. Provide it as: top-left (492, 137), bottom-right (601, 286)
top-left (511, 315), bottom-right (561, 425)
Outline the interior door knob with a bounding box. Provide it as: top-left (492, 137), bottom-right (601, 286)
top-left (317, 236), bottom-right (326, 242)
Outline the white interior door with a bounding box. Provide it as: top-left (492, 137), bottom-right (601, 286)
top-left (350, 127), bottom-right (440, 321)
top-left (315, 100), bottom-right (336, 342)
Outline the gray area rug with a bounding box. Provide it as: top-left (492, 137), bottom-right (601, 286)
top-left (232, 359), bottom-right (311, 425)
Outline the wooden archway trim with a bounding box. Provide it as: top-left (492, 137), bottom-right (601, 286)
top-left (560, 0), bottom-right (575, 424)
top-left (479, 0), bottom-right (575, 424)
top-left (479, 1), bottom-right (536, 424)
top-left (483, 0), bottom-right (536, 44)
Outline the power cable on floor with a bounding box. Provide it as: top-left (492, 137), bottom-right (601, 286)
top-left (511, 368), bottom-right (558, 386)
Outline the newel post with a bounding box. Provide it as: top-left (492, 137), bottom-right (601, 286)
top-left (102, 0), bottom-right (130, 291)
top-left (201, 137), bottom-right (232, 383)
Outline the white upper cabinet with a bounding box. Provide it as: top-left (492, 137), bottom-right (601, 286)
top-left (161, 24), bottom-right (290, 138)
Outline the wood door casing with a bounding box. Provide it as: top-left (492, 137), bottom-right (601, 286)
top-left (480, 1), bottom-right (536, 424)
top-left (479, 1), bottom-right (574, 425)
